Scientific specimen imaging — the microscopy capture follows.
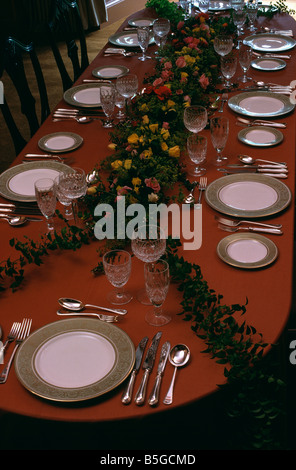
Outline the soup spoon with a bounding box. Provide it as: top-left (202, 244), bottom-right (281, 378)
top-left (238, 154), bottom-right (287, 167)
top-left (0, 215), bottom-right (41, 226)
top-left (253, 80), bottom-right (292, 89)
top-left (58, 297), bottom-right (127, 315)
top-left (163, 344), bottom-right (190, 405)
top-left (53, 115), bottom-right (93, 124)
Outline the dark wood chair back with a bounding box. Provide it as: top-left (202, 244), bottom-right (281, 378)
top-left (47, 0), bottom-right (89, 91)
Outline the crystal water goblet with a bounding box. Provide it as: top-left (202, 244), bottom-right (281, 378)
top-left (131, 224), bottom-right (166, 305)
top-left (116, 74), bottom-right (138, 111)
top-left (34, 178), bottom-right (57, 231)
top-left (58, 167), bottom-right (87, 225)
top-left (214, 35), bottom-right (234, 79)
top-left (238, 44), bottom-right (252, 82)
top-left (198, 0), bottom-right (210, 13)
top-left (54, 174), bottom-right (73, 220)
top-left (221, 54), bottom-right (237, 88)
top-left (103, 250), bottom-right (132, 305)
top-left (233, 8), bottom-right (247, 36)
top-left (183, 106), bottom-right (208, 134)
top-left (152, 18), bottom-right (170, 54)
top-left (137, 26), bottom-right (151, 61)
top-left (187, 134), bottom-right (207, 177)
top-left (246, 0), bottom-right (258, 32)
top-left (210, 116), bottom-right (229, 165)
top-left (115, 90), bottom-right (126, 119)
top-left (100, 83), bottom-right (116, 128)
top-left (144, 259), bottom-right (170, 326)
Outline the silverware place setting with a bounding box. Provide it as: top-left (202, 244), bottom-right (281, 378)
top-left (218, 92), bottom-right (228, 113)
top-left (218, 168), bottom-right (288, 178)
top-left (238, 154), bottom-right (287, 166)
top-left (236, 117), bottom-right (287, 128)
top-left (104, 47), bottom-right (138, 57)
top-left (0, 202), bottom-right (42, 215)
top-left (57, 297), bottom-right (127, 323)
top-left (218, 223), bottom-right (283, 235)
top-left (23, 153), bottom-right (75, 164)
top-left (252, 52), bottom-right (291, 59)
top-left (215, 215), bottom-right (282, 229)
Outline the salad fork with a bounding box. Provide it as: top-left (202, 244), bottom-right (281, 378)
top-left (0, 318), bottom-right (32, 383)
top-left (218, 223), bottom-right (282, 235)
top-left (218, 93), bottom-right (228, 113)
top-left (198, 177), bottom-right (207, 204)
top-left (215, 215), bottom-right (282, 229)
top-left (0, 322), bottom-right (21, 356)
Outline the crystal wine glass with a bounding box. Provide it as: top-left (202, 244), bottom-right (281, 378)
top-left (34, 178), bottom-right (57, 231)
top-left (210, 117), bottom-right (229, 165)
top-left (144, 259), bottom-right (170, 326)
top-left (54, 174), bottom-right (73, 220)
top-left (103, 250), bottom-right (132, 305)
top-left (221, 54), bottom-right (237, 88)
top-left (233, 8), bottom-right (247, 37)
top-left (152, 18), bottom-right (170, 53)
top-left (198, 0), bottom-right (210, 13)
top-left (100, 83), bottom-right (116, 128)
top-left (238, 44), bottom-right (252, 82)
top-left (58, 167), bottom-right (87, 225)
top-left (246, 0), bottom-right (258, 32)
top-left (115, 90), bottom-right (126, 120)
top-left (131, 224), bottom-right (166, 305)
top-left (137, 26), bottom-right (151, 61)
top-left (116, 73), bottom-right (138, 111)
top-left (187, 134), bottom-right (207, 177)
top-left (183, 106), bottom-right (208, 134)
top-left (214, 35), bottom-right (234, 78)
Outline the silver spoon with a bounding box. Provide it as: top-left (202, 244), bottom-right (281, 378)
top-left (163, 344), bottom-right (190, 405)
top-left (53, 115), bottom-right (93, 124)
top-left (0, 215), bottom-right (36, 226)
top-left (58, 297), bottom-right (127, 315)
top-left (57, 310), bottom-right (118, 323)
top-left (238, 154), bottom-right (287, 167)
top-left (183, 181), bottom-right (198, 204)
top-left (253, 80), bottom-right (292, 89)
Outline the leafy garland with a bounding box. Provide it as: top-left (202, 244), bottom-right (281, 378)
top-left (0, 1), bottom-right (288, 448)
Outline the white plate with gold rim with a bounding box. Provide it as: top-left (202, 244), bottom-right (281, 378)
top-left (15, 318), bottom-right (135, 402)
top-left (237, 125), bottom-right (283, 147)
top-left (217, 232), bottom-right (278, 269)
top-left (244, 33), bottom-right (296, 52)
top-left (228, 91), bottom-right (295, 118)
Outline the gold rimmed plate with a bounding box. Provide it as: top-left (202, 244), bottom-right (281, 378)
top-left (63, 83), bottom-right (105, 108)
top-left (244, 33), bottom-right (296, 52)
top-left (0, 161), bottom-right (72, 202)
top-left (217, 233), bottom-right (278, 269)
top-left (237, 125), bottom-right (283, 147)
top-left (38, 132), bottom-right (83, 154)
top-left (205, 174), bottom-right (291, 218)
top-left (92, 65), bottom-right (129, 79)
top-left (128, 17), bottom-right (155, 27)
top-left (251, 57), bottom-right (286, 71)
top-left (108, 31), bottom-right (154, 48)
top-left (228, 91), bottom-right (295, 118)
top-left (15, 318), bottom-right (135, 403)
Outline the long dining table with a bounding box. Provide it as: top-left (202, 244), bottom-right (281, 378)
top-left (0, 5), bottom-right (295, 451)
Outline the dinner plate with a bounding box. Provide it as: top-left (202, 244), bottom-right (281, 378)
top-left (237, 125), bottom-right (283, 147)
top-left (244, 33), bottom-right (296, 52)
top-left (92, 65), bottom-right (129, 79)
top-left (108, 31), bottom-right (154, 48)
top-left (38, 132), bottom-right (83, 153)
top-left (0, 161), bottom-right (72, 202)
top-left (209, 1), bottom-right (231, 10)
top-left (15, 318), bottom-right (135, 402)
top-left (205, 173), bottom-right (291, 218)
top-left (251, 57), bottom-right (286, 71)
top-left (63, 83), bottom-right (104, 108)
top-left (128, 17), bottom-right (155, 27)
top-left (228, 91), bottom-right (295, 118)
top-left (217, 233), bottom-right (278, 269)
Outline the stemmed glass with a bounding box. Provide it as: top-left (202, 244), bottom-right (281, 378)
top-left (183, 106), bottom-right (208, 134)
top-left (144, 259), bottom-right (170, 326)
top-left (131, 224), bottom-right (166, 305)
top-left (137, 26), bottom-right (151, 61)
top-left (187, 134), bottom-right (207, 177)
top-left (58, 167), bottom-right (87, 225)
top-left (238, 44), bottom-right (252, 82)
top-left (210, 117), bottom-right (229, 165)
top-left (221, 54), bottom-right (237, 88)
top-left (246, 0), bottom-right (258, 32)
top-left (198, 0), bottom-right (210, 13)
top-left (233, 8), bottom-right (247, 37)
top-left (214, 35), bottom-right (234, 78)
top-left (55, 174), bottom-right (73, 220)
top-left (116, 74), bottom-right (138, 111)
top-left (103, 250), bottom-right (132, 305)
top-left (100, 83), bottom-right (116, 128)
top-left (152, 18), bottom-right (170, 54)
top-left (34, 178), bottom-right (57, 232)
top-left (115, 90), bottom-right (126, 120)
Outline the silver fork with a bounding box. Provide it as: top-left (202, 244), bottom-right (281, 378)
top-left (218, 93), bottom-right (228, 113)
top-left (0, 322), bottom-right (21, 357)
top-left (0, 318), bottom-right (32, 384)
top-left (198, 177), bottom-right (207, 204)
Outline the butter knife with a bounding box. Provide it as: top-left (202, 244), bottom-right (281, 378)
top-left (121, 336), bottom-right (149, 404)
top-left (225, 165), bottom-right (288, 173)
top-left (148, 341), bottom-right (170, 406)
top-left (218, 169), bottom-right (287, 178)
top-left (134, 331), bottom-right (162, 405)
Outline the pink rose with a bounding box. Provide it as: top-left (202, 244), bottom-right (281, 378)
top-left (176, 56), bottom-right (187, 68)
top-left (164, 61), bottom-right (173, 70)
top-left (199, 73), bottom-right (209, 89)
top-left (144, 177), bottom-right (161, 193)
top-left (153, 77), bottom-right (163, 87)
top-left (177, 21), bottom-right (185, 30)
top-left (162, 122), bottom-right (170, 129)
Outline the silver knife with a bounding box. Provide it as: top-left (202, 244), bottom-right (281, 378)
top-left (148, 341), bottom-right (170, 406)
top-left (225, 165), bottom-right (288, 173)
top-left (134, 331), bottom-right (162, 405)
top-left (218, 169), bottom-right (288, 178)
top-left (121, 336), bottom-right (149, 404)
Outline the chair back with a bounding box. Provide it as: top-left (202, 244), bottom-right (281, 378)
top-left (0, 36), bottom-right (50, 155)
top-left (47, 0), bottom-right (89, 91)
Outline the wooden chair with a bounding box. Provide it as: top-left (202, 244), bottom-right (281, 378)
top-left (0, 36), bottom-right (50, 155)
top-left (47, 0), bottom-right (89, 92)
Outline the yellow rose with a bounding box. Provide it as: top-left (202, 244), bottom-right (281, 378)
top-left (180, 72), bottom-right (188, 80)
top-left (140, 148), bottom-right (153, 159)
top-left (111, 160), bottom-right (123, 170)
top-left (140, 103), bottom-right (149, 112)
top-left (86, 186), bottom-right (97, 195)
top-left (108, 143), bottom-right (117, 150)
top-left (168, 146), bottom-right (180, 158)
top-left (161, 141), bottom-right (168, 151)
top-left (132, 177), bottom-right (141, 186)
top-left (149, 123), bottom-right (159, 134)
top-left (124, 159), bottom-right (132, 170)
top-left (161, 128), bottom-right (170, 140)
top-left (142, 114), bottom-right (149, 125)
top-left (167, 99), bottom-right (176, 108)
top-left (128, 133), bottom-right (139, 145)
